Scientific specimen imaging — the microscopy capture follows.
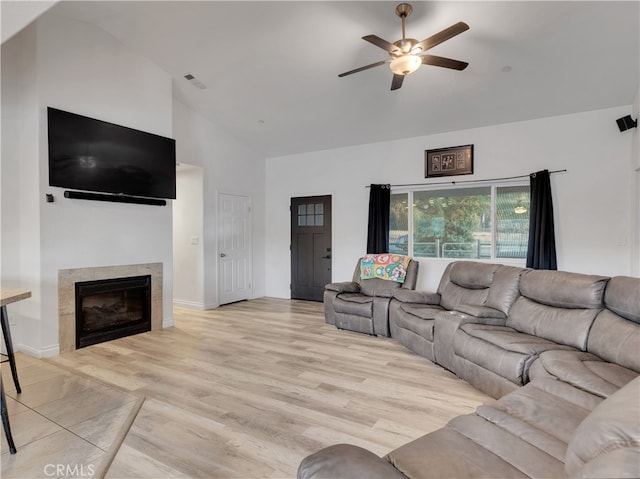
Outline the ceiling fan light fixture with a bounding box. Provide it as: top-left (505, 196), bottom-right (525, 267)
top-left (389, 55), bottom-right (421, 75)
top-left (338, 3), bottom-right (469, 90)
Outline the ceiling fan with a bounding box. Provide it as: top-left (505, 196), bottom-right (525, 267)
top-left (339, 3), bottom-right (469, 91)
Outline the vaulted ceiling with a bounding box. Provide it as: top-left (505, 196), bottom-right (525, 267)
top-left (11, 1), bottom-right (640, 157)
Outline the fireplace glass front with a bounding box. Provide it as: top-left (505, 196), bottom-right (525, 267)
top-left (75, 275), bottom-right (151, 349)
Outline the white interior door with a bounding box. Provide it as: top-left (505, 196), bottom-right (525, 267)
top-left (218, 193), bottom-right (252, 305)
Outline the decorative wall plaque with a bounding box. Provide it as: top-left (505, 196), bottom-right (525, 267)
top-left (425, 144), bottom-right (474, 178)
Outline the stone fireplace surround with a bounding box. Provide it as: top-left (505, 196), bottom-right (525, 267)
top-left (58, 263), bottom-right (163, 353)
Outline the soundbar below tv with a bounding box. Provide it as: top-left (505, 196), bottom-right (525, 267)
top-left (48, 107), bottom-right (176, 200)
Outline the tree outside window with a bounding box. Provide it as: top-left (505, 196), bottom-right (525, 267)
top-left (389, 184), bottom-right (529, 260)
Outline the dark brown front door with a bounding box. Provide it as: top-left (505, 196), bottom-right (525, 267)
top-left (291, 195), bottom-right (332, 301)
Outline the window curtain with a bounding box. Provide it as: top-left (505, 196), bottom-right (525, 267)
top-left (367, 184), bottom-right (391, 254)
top-left (526, 170), bottom-right (557, 270)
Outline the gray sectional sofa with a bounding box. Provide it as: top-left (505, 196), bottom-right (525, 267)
top-left (299, 261), bottom-right (640, 479)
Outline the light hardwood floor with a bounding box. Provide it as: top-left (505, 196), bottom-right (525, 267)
top-left (3, 298), bottom-right (492, 478)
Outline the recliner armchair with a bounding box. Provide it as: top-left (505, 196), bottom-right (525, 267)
top-left (324, 257), bottom-right (419, 337)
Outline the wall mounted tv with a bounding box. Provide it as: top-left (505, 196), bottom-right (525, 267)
top-left (48, 107), bottom-right (176, 201)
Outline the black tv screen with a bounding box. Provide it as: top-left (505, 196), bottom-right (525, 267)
top-left (48, 107), bottom-right (176, 199)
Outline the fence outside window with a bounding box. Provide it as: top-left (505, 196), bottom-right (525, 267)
top-left (389, 184), bottom-right (530, 260)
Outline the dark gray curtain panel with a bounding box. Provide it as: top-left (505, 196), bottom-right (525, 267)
top-left (526, 170), bottom-right (557, 270)
top-left (367, 184), bottom-right (391, 254)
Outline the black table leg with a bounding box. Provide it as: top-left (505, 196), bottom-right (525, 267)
top-left (1, 305), bottom-right (21, 394)
top-left (1, 377), bottom-right (17, 453)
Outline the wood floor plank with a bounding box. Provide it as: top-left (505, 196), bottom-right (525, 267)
top-left (39, 298), bottom-right (492, 478)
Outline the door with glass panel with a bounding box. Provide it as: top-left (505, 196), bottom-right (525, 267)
top-left (290, 196), bottom-right (332, 301)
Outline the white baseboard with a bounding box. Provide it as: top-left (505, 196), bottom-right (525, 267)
top-left (17, 343), bottom-right (59, 358)
top-left (162, 317), bottom-right (175, 328)
top-left (173, 299), bottom-right (206, 310)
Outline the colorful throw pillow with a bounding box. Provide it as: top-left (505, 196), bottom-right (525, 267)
top-left (360, 254), bottom-right (411, 283)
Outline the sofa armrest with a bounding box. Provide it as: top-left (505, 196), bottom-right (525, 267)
top-left (392, 289), bottom-right (441, 304)
top-left (455, 303), bottom-right (506, 320)
top-left (374, 289), bottom-right (396, 298)
top-left (325, 281), bottom-right (360, 293)
top-left (433, 310), bottom-right (507, 374)
top-left (298, 444), bottom-right (408, 479)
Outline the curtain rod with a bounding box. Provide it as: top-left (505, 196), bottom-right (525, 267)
top-left (365, 169), bottom-right (567, 188)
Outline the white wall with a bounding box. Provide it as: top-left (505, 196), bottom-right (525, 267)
top-left (1, 23), bottom-right (42, 350)
top-left (2, 12), bottom-right (175, 356)
top-left (172, 98), bottom-right (265, 308)
top-left (1, 0), bottom-right (57, 43)
top-left (265, 106), bottom-right (637, 295)
top-left (173, 164), bottom-right (204, 308)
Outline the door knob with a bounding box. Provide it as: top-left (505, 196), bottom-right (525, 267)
top-left (220, 253), bottom-right (226, 258)
top-left (322, 255), bottom-right (331, 259)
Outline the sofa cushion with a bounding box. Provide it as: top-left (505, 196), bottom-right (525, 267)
top-left (334, 293), bottom-right (373, 317)
top-left (518, 270), bottom-right (608, 309)
top-left (603, 276), bottom-right (640, 324)
top-left (335, 293), bottom-right (373, 304)
top-left (385, 421), bottom-right (530, 479)
top-left (439, 284), bottom-right (491, 312)
top-left (565, 376), bottom-right (640, 478)
top-left (399, 303), bottom-right (443, 321)
top-left (475, 405), bottom-right (567, 461)
top-left (298, 444), bottom-right (408, 479)
top-left (585, 275), bottom-right (640, 374)
top-left (395, 309), bottom-right (435, 341)
top-left (325, 281), bottom-right (360, 293)
top-left (571, 448), bottom-right (640, 479)
top-left (506, 297), bottom-right (600, 350)
top-left (437, 262), bottom-right (498, 311)
top-left (484, 265), bottom-right (526, 315)
top-left (493, 379), bottom-right (594, 445)
top-left (532, 350), bottom-right (638, 399)
top-left (447, 414), bottom-right (565, 478)
top-left (448, 261), bottom-right (499, 289)
top-left (359, 278), bottom-right (401, 297)
top-left (588, 309), bottom-right (640, 373)
top-left (531, 376), bottom-right (604, 411)
top-left (455, 303), bottom-right (506, 319)
top-left (455, 324), bottom-right (576, 385)
top-left (392, 289), bottom-right (440, 304)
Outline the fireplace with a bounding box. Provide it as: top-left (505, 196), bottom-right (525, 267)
top-left (75, 275), bottom-right (151, 349)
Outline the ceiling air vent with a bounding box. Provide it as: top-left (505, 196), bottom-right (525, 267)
top-left (184, 73), bottom-right (207, 90)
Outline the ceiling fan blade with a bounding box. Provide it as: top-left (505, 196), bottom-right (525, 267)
top-left (421, 55), bottom-right (469, 70)
top-left (338, 60), bottom-right (388, 77)
top-left (390, 74), bottom-right (404, 91)
top-left (362, 35), bottom-right (401, 54)
top-left (414, 21), bottom-right (469, 53)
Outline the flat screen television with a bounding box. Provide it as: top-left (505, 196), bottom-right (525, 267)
top-left (48, 107), bottom-right (176, 200)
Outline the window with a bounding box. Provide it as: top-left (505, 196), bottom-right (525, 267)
top-left (297, 203), bottom-right (324, 226)
top-left (390, 184), bottom-right (529, 260)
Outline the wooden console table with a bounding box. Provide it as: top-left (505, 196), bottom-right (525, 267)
top-left (1, 287), bottom-right (31, 454)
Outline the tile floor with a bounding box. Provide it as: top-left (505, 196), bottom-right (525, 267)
top-left (1, 354), bottom-right (141, 479)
